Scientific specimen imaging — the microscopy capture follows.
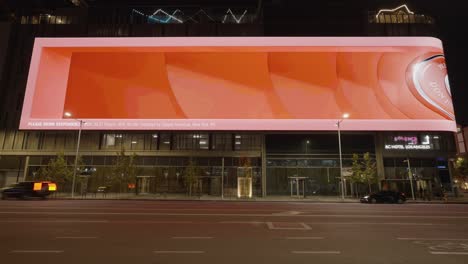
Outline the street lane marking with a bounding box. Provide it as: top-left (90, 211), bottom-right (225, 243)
top-left (311, 222), bottom-right (448, 226)
top-left (172, 237), bottom-right (213, 239)
top-left (0, 220), bottom-right (109, 223)
top-left (273, 211), bottom-right (302, 216)
top-left (111, 221), bottom-right (193, 224)
top-left (430, 251), bottom-right (468, 255)
top-left (56, 236), bottom-right (98, 239)
top-left (267, 222), bottom-right (311, 230)
top-left (153, 251), bottom-right (205, 254)
top-left (219, 221), bottom-right (264, 224)
top-left (398, 238), bottom-right (468, 241)
top-left (286, 237), bottom-right (324, 240)
top-left (219, 221), bottom-right (447, 226)
top-left (11, 250), bottom-right (64, 254)
top-left (292, 251), bottom-right (340, 254)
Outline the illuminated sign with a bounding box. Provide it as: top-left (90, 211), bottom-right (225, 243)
top-left (393, 136), bottom-right (418, 145)
top-left (20, 37), bottom-right (456, 131)
top-left (385, 144), bottom-right (431, 150)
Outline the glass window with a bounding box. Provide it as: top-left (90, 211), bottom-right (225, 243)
top-left (296, 159), bottom-right (307, 167)
top-left (159, 134), bottom-right (171, 150)
top-left (129, 134), bottom-right (144, 150)
top-left (92, 156), bottom-right (105, 165)
top-left (102, 133), bottom-right (124, 149)
top-left (421, 159), bottom-right (435, 167)
top-left (212, 133), bottom-right (232, 150)
top-left (383, 158), bottom-right (395, 167)
top-left (142, 157), bottom-right (156, 166)
top-left (173, 133), bottom-right (209, 150)
top-left (320, 159), bottom-right (337, 167)
top-left (234, 134), bottom-right (262, 151)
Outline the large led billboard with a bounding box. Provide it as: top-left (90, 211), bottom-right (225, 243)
top-left (20, 37), bottom-right (456, 131)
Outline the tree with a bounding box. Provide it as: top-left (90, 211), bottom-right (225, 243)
top-left (37, 153), bottom-right (73, 190)
top-left (184, 158), bottom-right (199, 197)
top-left (112, 149), bottom-right (138, 193)
top-left (350, 153), bottom-right (364, 196)
top-left (362, 152), bottom-right (378, 193)
top-left (454, 156), bottom-right (468, 184)
top-left (349, 153), bottom-right (378, 195)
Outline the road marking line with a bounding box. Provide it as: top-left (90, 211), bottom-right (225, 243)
top-left (430, 251), bottom-right (468, 255)
top-left (11, 250), bottom-right (64, 254)
top-left (292, 251), bottom-right (340, 254)
top-left (153, 251), bottom-right (205, 254)
top-left (219, 221), bottom-right (264, 224)
top-left (111, 221), bottom-right (193, 224)
top-left (0, 220), bottom-right (109, 223)
top-left (172, 237), bottom-right (213, 239)
top-left (273, 211), bottom-right (302, 216)
top-left (286, 237), bottom-right (324, 240)
top-left (398, 238), bottom-right (468, 241)
top-left (266, 222), bottom-right (311, 230)
top-left (56, 236), bottom-right (98, 239)
top-left (309, 222), bottom-right (446, 226)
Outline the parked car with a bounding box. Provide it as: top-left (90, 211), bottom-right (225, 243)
top-left (1, 181), bottom-right (57, 200)
top-left (360, 190), bottom-right (406, 204)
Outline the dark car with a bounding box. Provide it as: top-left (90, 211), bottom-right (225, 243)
top-left (97, 186), bottom-right (108, 193)
top-left (1, 181), bottom-right (57, 200)
top-left (360, 190), bottom-right (406, 204)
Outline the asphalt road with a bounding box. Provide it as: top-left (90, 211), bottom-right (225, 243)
top-left (1, 199), bottom-right (468, 264)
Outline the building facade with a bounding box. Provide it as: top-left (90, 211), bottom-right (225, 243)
top-left (0, 1), bottom-right (457, 198)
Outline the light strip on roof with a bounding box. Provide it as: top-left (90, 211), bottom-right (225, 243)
top-left (222, 9), bottom-right (248, 24)
top-left (376, 4), bottom-right (414, 18)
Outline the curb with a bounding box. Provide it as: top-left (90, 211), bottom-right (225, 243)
top-left (46, 197), bottom-right (468, 204)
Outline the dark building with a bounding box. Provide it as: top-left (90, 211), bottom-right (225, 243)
top-left (0, 0), bottom-right (458, 199)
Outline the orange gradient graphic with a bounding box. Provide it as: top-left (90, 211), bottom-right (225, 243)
top-left (20, 37), bottom-right (456, 131)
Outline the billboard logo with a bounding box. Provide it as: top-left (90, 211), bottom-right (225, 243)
top-left (407, 53), bottom-right (455, 120)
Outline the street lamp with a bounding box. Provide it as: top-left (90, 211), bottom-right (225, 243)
top-left (64, 112), bottom-right (84, 199)
top-left (403, 158), bottom-right (416, 200)
top-left (337, 113), bottom-right (349, 200)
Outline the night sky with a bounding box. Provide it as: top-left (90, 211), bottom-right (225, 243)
top-left (432, 5), bottom-right (468, 126)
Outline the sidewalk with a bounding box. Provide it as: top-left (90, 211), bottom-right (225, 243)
top-left (50, 193), bottom-right (468, 204)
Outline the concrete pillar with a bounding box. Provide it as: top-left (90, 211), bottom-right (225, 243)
top-left (374, 133), bottom-right (385, 190)
top-left (261, 134), bottom-right (267, 197)
top-left (22, 155), bottom-right (30, 181)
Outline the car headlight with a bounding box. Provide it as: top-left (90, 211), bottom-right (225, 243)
top-left (363, 196), bottom-right (369, 199)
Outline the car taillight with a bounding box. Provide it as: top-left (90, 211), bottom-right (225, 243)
top-left (33, 182), bottom-right (42, 191)
top-left (48, 183), bottom-right (57, 191)
top-left (401, 193), bottom-right (406, 196)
